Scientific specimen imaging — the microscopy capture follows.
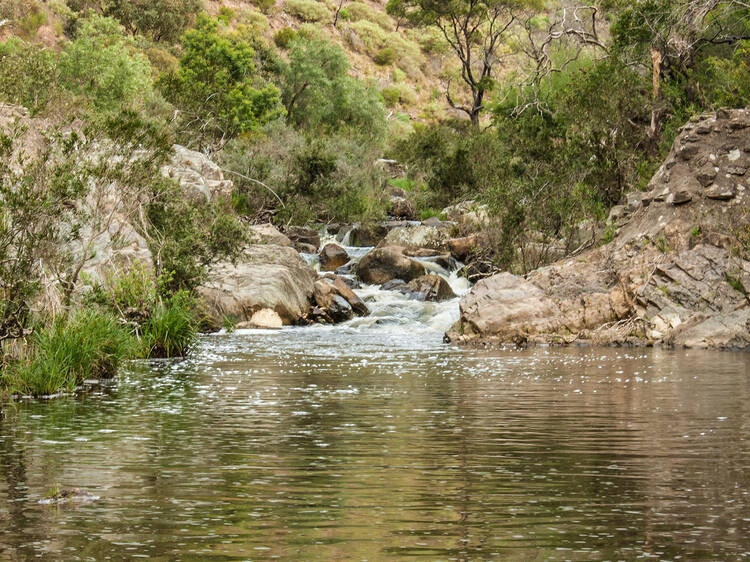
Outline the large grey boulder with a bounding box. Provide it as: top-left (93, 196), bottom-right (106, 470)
top-left (199, 244), bottom-right (317, 327)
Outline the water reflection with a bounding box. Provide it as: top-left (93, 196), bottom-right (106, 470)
top-left (1, 331), bottom-right (749, 560)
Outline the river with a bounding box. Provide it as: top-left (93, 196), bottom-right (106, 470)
top-left (1, 237), bottom-right (749, 560)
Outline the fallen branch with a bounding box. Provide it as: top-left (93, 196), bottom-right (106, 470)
top-left (220, 168), bottom-right (286, 209)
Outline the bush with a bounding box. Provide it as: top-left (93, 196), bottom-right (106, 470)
top-left (158, 15), bottom-right (284, 146)
top-left (59, 15), bottom-right (154, 111)
top-left (285, 0), bottom-right (331, 22)
top-left (104, 0), bottom-right (201, 43)
top-left (141, 292), bottom-right (196, 358)
top-left (8, 309), bottom-right (135, 396)
top-left (280, 37), bottom-right (386, 135)
top-left (340, 2), bottom-right (393, 30)
top-left (374, 46), bottom-right (396, 65)
top-left (252, 0), bottom-right (277, 13)
top-left (274, 27), bottom-right (298, 48)
top-left (17, 3), bottom-right (47, 39)
top-left (381, 83), bottom-right (415, 107)
top-left (0, 39), bottom-right (59, 115)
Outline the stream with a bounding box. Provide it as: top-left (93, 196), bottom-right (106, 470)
top-left (0, 235), bottom-right (749, 559)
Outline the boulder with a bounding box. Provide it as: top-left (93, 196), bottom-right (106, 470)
top-left (331, 276), bottom-right (369, 316)
top-left (248, 223), bottom-right (293, 247)
top-left (356, 246), bottom-right (426, 285)
top-left (403, 275), bottom-right (456, 302)
top-left (342, 223), bottom-right (388, 247)
top-left (199, 244), bottom-right (317, 327)
top-left (442, 200), bottom-right (489, 229)
top-left (237, 309), bottom-right (283, 330)
top-left (283, 226), bottom-right (321, 253)
top-left (312, 279), bottom-right (353, 323)
top-left (447, 235), bottom-right (478, 262)
top-left (389, 196), bottom-right (416, 220)
top-left (319, 243), bottom-right (349, 271)
top-left (379, 225), bottom-right (449, 251)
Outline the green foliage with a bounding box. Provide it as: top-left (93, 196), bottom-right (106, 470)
top-left (274, 27), bottom-right (298, 48)
top-left (141, 292), bottom-right (197, 358)
top-left (252, 0), bottom-right (277, 13)
top-left (218, 6), bottom-right (236, 24)
top-left (17, 3), bottom-right (47, 39)
top-left (374, 46), bottom-right (396, 65)
top-left (72, 0), bottom-right (202, 43)
top-left (340, 2), bottom-right (393, 30)
top-left (7, 309), bottom-right (134, 396)
top-left (158, 15), bottom-right (284, 147)
top-left (0, 39), bottom-right (59, 115)
top-left (59, 15), bottom-right (154, 111)
top-left (145, 179), bottom-right (248, 294)
top-left (285, 0), bottom-right (331, 22)
top-left (280, 37), bottom-right (386, 135)
top-left (381, 82), bottom-right (416, 107)
top-left (0, 129), bottom-right (88, 343)
top-left (221, 122), bottom-right (387, 223)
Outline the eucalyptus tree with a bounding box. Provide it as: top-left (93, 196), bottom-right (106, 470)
top-left (387, 0), bottom-right (543, 126)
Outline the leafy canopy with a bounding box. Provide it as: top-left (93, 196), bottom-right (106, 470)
top-left (159, 15), bottom-right (284, 146)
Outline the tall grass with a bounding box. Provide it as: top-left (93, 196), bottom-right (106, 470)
top-left (8, 309), bottom-right (135, 397)
top-left (140, 293), bottom-right (197, 359)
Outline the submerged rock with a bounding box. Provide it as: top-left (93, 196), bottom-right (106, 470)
top-left (356, 246), bottom-right (425, 285)
top-left (39, 488), bottom-right (99, 505)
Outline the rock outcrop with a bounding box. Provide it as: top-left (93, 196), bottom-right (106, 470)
top-left (446, 108), bottom-right (750, 351)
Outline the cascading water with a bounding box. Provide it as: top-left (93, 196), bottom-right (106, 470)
top-left (298, 228), bottom-right (471, 336)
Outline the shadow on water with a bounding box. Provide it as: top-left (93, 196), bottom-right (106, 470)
top-left (1, 328), bottom-right (749, 560)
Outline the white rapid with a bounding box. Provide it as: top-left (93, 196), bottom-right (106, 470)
top-left (299, 228), bottom-right (471, 336)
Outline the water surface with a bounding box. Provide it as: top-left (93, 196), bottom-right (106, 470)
top-left (1, 327), bottom-right (749, 560)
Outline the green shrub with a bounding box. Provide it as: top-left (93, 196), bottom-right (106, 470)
top-left (380, 82), bottom-right (415, 107)
top-left (0, 39), bottom-right (59, 115)
top-left (285, 0), bottom-right (331, 22)
top-left (9, 309), bottom-right (135, 396)
top-left (280, 37), bottom-right (386, 134)
top-left (158, 15), bottom-right (284, 145)
top-left (141, 292), bottom-right (196, 358)
top-left (59, 15), bottom-right (154, 111)
top-left (238, 10), bottom-right (269, 34)
top-left (17, 4), bottom-right (47, 39)
top-left (252, 0), bottom-right (277, 13)
top-left (340, 2), bottom-right (393, 30)
top-left (102, 0), bottom-right (202, 43)
top-left (218, 6), bottom-right (236, 24)
top-left (374, 46), bottom-right (396, 65)
top-left (274, 27), bottom-right (298, 48)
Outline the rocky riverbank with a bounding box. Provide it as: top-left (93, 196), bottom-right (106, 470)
top-left (446, 108), bottom-right (750, 351)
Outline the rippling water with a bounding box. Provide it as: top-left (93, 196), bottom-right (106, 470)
top-left (1, 327), bottom-right (749, 560)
